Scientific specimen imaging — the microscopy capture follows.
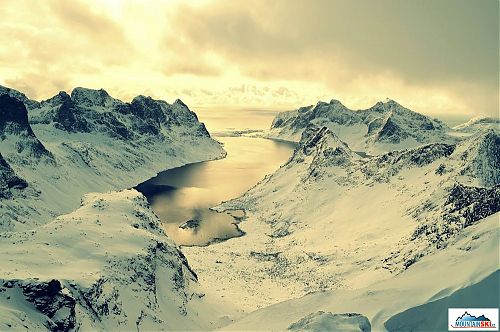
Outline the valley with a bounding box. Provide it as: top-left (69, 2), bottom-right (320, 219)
top-left (0, 85), bottom-right (498, 331)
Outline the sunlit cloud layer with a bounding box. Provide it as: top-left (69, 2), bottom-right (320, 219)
top-left (0, 0), bottom-right (498, 117)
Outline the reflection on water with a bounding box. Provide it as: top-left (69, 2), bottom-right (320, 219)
top-left (136, 136), bottom-right (296, 246)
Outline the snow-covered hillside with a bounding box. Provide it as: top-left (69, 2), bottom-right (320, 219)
top-left (453, 116), bottom-right (500, 134)
top-left (183, 125), bottom-right (499, 316)
top-left (0, 86), bottom-right (225, 231)
top-left (221, 213), bottom-right (498, 331)
top-left (266, 99), bottom-right (457, 154)
top-left (0, 86), bottom-right (233, 331)
top-left (0, 190), bottom-right (235, 331)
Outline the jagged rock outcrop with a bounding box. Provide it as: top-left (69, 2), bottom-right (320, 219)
top-left (0, 85), bottom-right (40, 110)
top-left (30, 87), bottom-right (211, 141)
top-left (0, 95), bottom-right (53, 163)
top-left (0, 153), bottom-right (27, 198)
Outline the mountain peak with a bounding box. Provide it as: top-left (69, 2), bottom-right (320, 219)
top-left (299, 126), bottom-right (356, 162)
top-left (0, 85), bottom-right (40, 110)
top-left (0, 94), bottom-right (53, 161)
top-left (70, 87), bottom-right (117, 108)
top-left (40, 90), bottom-right (71, 107)
top-left (372, 98), bottom-right (403, 111)
top-left (173, 99), bottom-right (188, 108)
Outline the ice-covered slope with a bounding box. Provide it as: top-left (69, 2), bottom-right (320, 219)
top-left (0, 189), bottom-right (233, 331)
top-left (266, 99), bottom-right (455, 154)
top-left (0, 86), bottom-right (225, 231)
top-left (183, 125), bottom-right (499, 313)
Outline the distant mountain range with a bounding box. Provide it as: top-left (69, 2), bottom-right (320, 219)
top-left (266, 98), bottom-right (499, 155)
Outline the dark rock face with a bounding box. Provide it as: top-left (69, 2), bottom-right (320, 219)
top-left (375, 116), bottom-right (407, 143)
top-left (445, 183), bottom-right (500, 227)
top-left (2, 279), bottom-right (77, 332)
top-left (53, 98), bottom-right (91, 133)
top-left (0, 94), bottom-right (34, 135)
top-left (129, 96), bottom-right (167, 136)
top-left (0, 95), bottom-right (53, 161)
top-left (0, 153), bottom-right (28, 198)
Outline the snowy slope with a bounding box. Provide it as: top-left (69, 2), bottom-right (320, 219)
top-left (221, 213), bottom-right (499, 331)
top-left (266, 99), bottom-right (455, 154)
top-left (183, 125), bottom-right (499, 316)
top-left (0, 87), bottom-right (225, 231)
top-left (0, 189), bottom-right (236, 331)
top-left (452, 116), bottom-right (500, 134)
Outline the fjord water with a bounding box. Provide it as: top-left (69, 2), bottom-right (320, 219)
top-left (136, 135), bottom-right (295, 246)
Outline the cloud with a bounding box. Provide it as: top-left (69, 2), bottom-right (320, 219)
top-left (0, 0), bottom-right (497, 117)
top-left (164, 0), bottom-right (499, 115)
top-left (166, 0), bottom-right (498, 85)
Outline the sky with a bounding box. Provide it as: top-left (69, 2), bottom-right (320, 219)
top-left (0, 0), bottom-right (498, 118)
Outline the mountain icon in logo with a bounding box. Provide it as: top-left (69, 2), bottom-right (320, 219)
top-left (451, 311), bottom-right (497, 329)
top-left (457, 312), bottom-right (491, 322)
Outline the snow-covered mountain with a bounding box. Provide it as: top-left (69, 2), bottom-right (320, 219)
top-left (30, 87), bottom-right (211, 139)
top-left (1, 84), bottom-right (497, 331)
top-left (266, 99), bottom-right (455, 154)
top-left (0, 85), bottom-right (40, 110)
top-left (0, 94), bottom-right (54, 164)
top-left (0, 189), bottom-right (233, 330)
top-left (0, 86), bottom-right (225, 231)
top-left (183, 124), bottom-right (499, 315)
top-left (0, 86), bottom-right (232, 330)
top-left (453, 116), bottom-right (500, 134)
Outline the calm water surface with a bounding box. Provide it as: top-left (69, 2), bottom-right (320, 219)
top-left (136, 136), bottom-right (295, 246)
